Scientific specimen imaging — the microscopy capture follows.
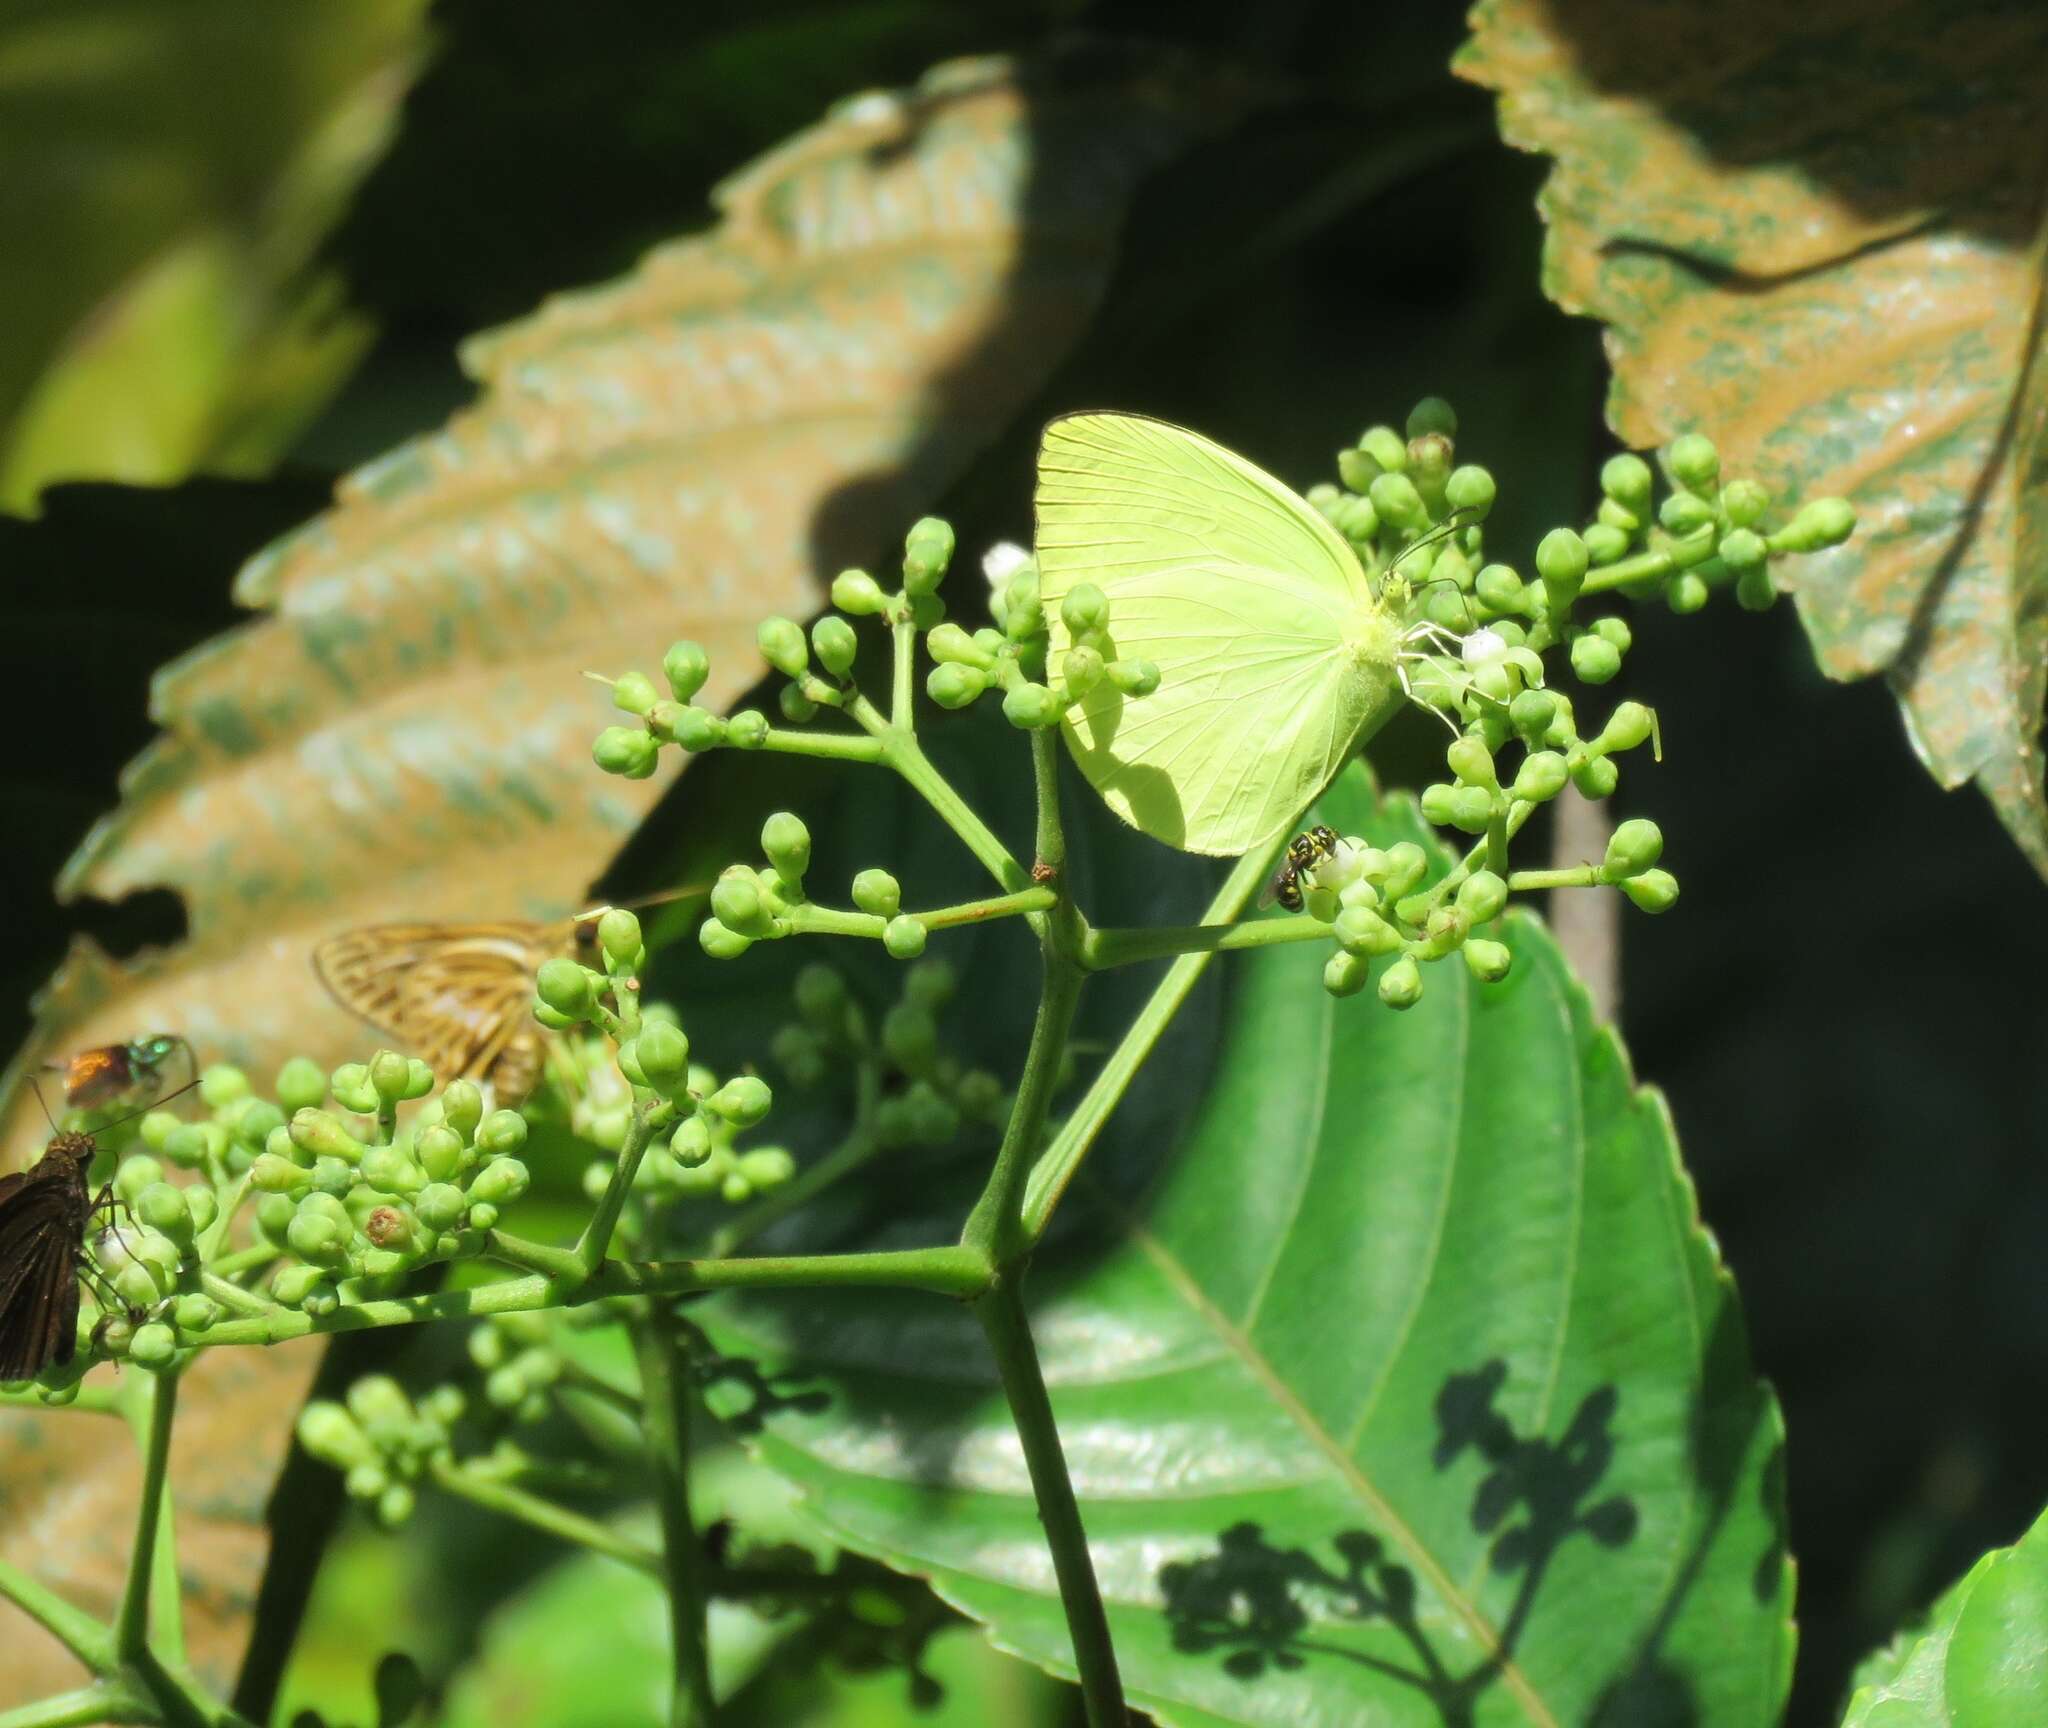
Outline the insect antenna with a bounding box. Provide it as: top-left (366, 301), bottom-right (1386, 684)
top-left (1383, 505), bottom-right (1481, 581)
top-left (25, 1074), bottom-right (58, 1134)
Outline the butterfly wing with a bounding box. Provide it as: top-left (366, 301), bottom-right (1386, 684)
top-left (314, 922), bottom-right (563, 1098)
top-left (1035, 413), bottom-right (1404, 857)
top-left (0, 1166), bottom-right (84, 1379)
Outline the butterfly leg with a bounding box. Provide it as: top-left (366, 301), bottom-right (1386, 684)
top-left (1396, 650), bottom-right (1468, 739)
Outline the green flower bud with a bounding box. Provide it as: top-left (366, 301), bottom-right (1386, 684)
top-left (1311, 948), bottom-right (1367, 1001)
top-left (1060, 583), bottom-right (1110, 636)
top-left (708, 1076), bottom-right (772, 1128)
top-left (363, 1204), bottom-right (418, 1253)
top-left (251, 1153), bottom-right (310, 1194)
top-left (1369, 472), bottom-right (1427, 532)
top-left (369, 1051), bottom-right (412, 1106)
top-left (535, 957), bottom-right (598, 1020)
top-left (198, 1064), bottom-right (250, 1110)
top-left (1604, 819), bottom-right (1665, 878)
top-left (255, 1191), bottom-right (297, 1243)
top-left (1777, 496), bottom-right (1856, 552)
top-left (268, 1263), bottom-right (325, 1308)
top-left (174, 1293), bottom-right (219, 1334)
top-left (1438, 787), bottom-right (1491, 833)
top-left (1335, 448), bottom-right (1378, 494)
top-left (769, 1025), bottom-right (826, 1089)
top-left (1735, 565), bottom-right (1778, 612)
top-left (670, 706), bottom-right (727, 752)
top-left (531, 1002), bottom-right (578, 1033)
top-left (1333, 907), bottom-right (1403, 958)
top-left (287, 1209), bottom-right (352, 1268)
top-left (927, 622), bottom-right (992, 668)
top-left (761, 813), bottom-right (811, 886)
top-left (376, 1484), bottom-right (416, 1529)
top-left (727, 709), bottom-right (769, 749)
top-left (136, 1109), bottom-right (179, 1153)
top-left (832, 568), bottom-right (885, 615)
top-left (1600, 453), bottom-right (1654, 512)
top-left (1440, 463), bottom-right (1492, 519)
top-left (1597, 702), bottom-right (1656, 754)
top-left (184, 1186), bottom-right (217, 1235)
top-left (1667, 434), bottom-right (1719, 493)
top-left (1665, 571), bottom-right (1709, 613)
top-left (778, 683), bottom-right (819, 724)
top-left (1475, 563), bottom-right (1524, 613)
top-left (1332, 494), bottom-right (1380, 544)
top-left (663, 641), bottom-right (710, 702)
top-left (360, 1146), bottom-right (427, 1197)
top-left (126, 1321), bottom-right (175, 1371)
top-left (852, 869), bottom-right (901, 918)
top-left (1591, 616), bottom-right (1632, 652)
top-left (635, 1021), bottom-right (690, 1089)
top-left (1002, 681), bottom-right (1061, 730)
top-left (1358, 424), bottom-right (1408, 474)
top-left (882, 915), bottom-right (927, 960)
top-left (297, 1401), bottom-right (373, 1468)
top-left (1406, 396), bottom-right (1457, 439)
top-left (1382, 842), bottom-right (1428, 901)
top-left (470, 1158), bottom-right (530, 1206)
top-left (1446, 737), bottom-right (1497, 789)
top-left (1571, 754), bottom-right (1620, 799)
top-left (792, 963), bottom-right (846, 1026)
top-left (593, 726), bottom-right (660, 780)
top-left (1061, 644), bottom-right (1105, 703)
top-left (669, 1114), bottom-right (713, 1167)
top-left (269, 1056), bottom-right (326, 1116)
top-left (475, 1110), bottom-right (525, 1157)
top-left (1719, 478), bottom-right (1769, 526)
top-left (1621, 868), bottom-right (1680, 912)
top-left (1378, 955), bottom-right (1424, 1010)
top-left (1535, 528), bottom-right (1589, 593)
top-left (956, 1070), bottom-right (1004, 1124)
top-left (133, 1183), bottom-right (190, 1244)
top-left (927, 662), bottom-right (989, 709)
top-left (1596, 498), bottom-right (1639, 535)
top-left (609, 670), bottom-right (660, 717)
top-left (1659, 492), bottom-right (1715, 536)
top-left (1571, 636), bottom-right (1622, 684)
top-left (1108, 658), bottom-right (1161, 697)
top-left (903, 516), bottom-right (955, 595)
top-left (224, 1098), bottom-right (286, 1153)
top-left (1512, 751), bottom-right (1570, 803)
top-left (596, 907), bottom-right (642, 971)
top-left (1719, 528), bottom-right (1767, 573)
top-left (1508, 689), bottom-right (1557, 739)
top-left (1463, 939), bottom-right (1513, 983)
top-left (1458, 871), bottom-right (1508, 922)
top-left (162, 1121), bottom-right (224, 1171)
top-left (696, 918), bottom-right (749, 960)
top-left (290, 1110), bottom-right (363, 1165)
top-left (882, 1003), bottom-right (938, 1071)
top-left (108, 1156), bottom-right (160, 1206)
top-left (1583, 524), bottom-right (1629, 565)
top-left (904, 958), bottom-right (957, 1011)
top-left (732, 1147), bottom-right (792, 1191)
top-left (439, 1079), bottom-right (483, 1140)
top-left (330, 1063), bottom-right (376, 1114)
top-left (811, 615), bottom-right (859, 678)
top-left (757, 616), bottom-right (809, 678)
top-left (415, 1183), bottom-right (467, 1233)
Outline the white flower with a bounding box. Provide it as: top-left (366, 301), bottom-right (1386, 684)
top-left (981, 541), bottom-right (1032, 587)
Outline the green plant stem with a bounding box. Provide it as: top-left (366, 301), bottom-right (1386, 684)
top-left (779, 887), bottom-right (1054, 942)
top-left (754, 726), bottom-right (887, 764)
top-left (116, 1370), bottom-right (178, 1660)
top-left (631, 1310), bottom-right (718, 1728)
top-left (708, 1128), bottom-right (875, 1258)
top-left (185, 1244), bottom-right (994, 1350)
top-left (1579, 526), bottom-right (1719, 596)
top-left (1400, 798), bottom-right (1538, 924)
top-left (485, 1229), bottom-right (587, 1282)
top-left (429, 1458), bottom-right (658, 1577)
top-left (197, 1274), bottom-right (274, 1318)
top-left (891, 616), bottom-right (916, 729)
top-left (574, 1105), bottom-right (659, 1276)
top-left (847, 694), bottom-right (1033, 895)
top-left (1509, 865), bottom-right (1605, 891)
top-left (1080, 912), bottom-right (1332, 968)
top-left (974, 1282), bottom-right (1124, 1727)
top-left (0, 1557), bottom-right (112, 1673)
top-left (207, 1245), bottom-right (275, 1280)
top-left (1022, 845), bottom-right (1271, 1240)
top-left (1031, 727), bottom-right (1065, 874)
top-left (0, 1683), bottom-right (154, 1728)
top-left (0, 1383), bottom-right (119, 1415)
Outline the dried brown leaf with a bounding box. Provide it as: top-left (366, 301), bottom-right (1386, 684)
top-left (1458, 0), bottom-right (2048, 870)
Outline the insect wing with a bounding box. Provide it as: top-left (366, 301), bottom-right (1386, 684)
top-left (0, 1164), bottom-right (86, 1379)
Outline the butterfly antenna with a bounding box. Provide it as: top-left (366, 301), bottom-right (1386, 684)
top-left (26, 1074), bottom-right (58, 1134)
top-left (98, 1075), bottom-right (203, 1137)
top-left (1385, 506), bottom-right (1480, 579)
top-left (1404, 575), bottom-right (1479, 634)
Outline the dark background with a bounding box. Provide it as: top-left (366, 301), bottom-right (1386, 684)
top-left (4, 4), bottom-right (2043, 1722)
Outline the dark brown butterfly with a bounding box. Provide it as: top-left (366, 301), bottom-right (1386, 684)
top-left (0, 1067), bottom-right (201, 1381)
top-left (312, 890), bottom-right (706, 1104)
top-left (52, 1032), bottom-right (192, 1110)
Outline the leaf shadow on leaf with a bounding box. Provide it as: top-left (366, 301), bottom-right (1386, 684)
top-left (1154, 1359), bottom-right (1655, 1728)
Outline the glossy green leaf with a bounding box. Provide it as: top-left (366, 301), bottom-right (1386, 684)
top-left (1457, 1), bottom-right (2048, 874)
top-left (0, 0), bottom-right (429, 512)
top-left (701, 769), bottom-right (1791, 1725)
top-left (1844, 1506), bottom-right (2048, 1727)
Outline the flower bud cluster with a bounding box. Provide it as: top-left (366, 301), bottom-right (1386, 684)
top-left (933, 563), bottom-right (1160, 732)
top-left (297, 1375), bottom-right (466, 1528)
top-left (695, 812), bottom-right (932, 963)
top-left (772, 959), bottom-right (1008, 1151)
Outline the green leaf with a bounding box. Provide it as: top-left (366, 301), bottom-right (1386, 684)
top-left (700, 769), bottom-right (1791, 1725)
top-left (1, 47), bottom-right (1241, 1148)
top-left (1456, 1), bottom-right (2048, 874)
top-left (0, 0), bottom-right (430, 512)
top-left (1844, 1506), bottom-right (2048, 1727)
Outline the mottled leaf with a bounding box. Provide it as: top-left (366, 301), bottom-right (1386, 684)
top-left (701, 771), bottom-right (1791, 1726)
top-left (1457, 0), bottom-right (2048, 872)
top-left (0, 1343), bottom-right (322, 1704)
top-left (1, 46), bottom-right (1238, 1150)
top-left (0, 0), bottom-right (429, 512)
top-left (1842, 1505), bottom-right (2048, 1726)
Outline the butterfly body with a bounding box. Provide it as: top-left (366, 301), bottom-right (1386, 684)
top-left (0, 1132), bottom-right (97, 1380)
top-left (57, 1034), bottom-right (190, 1112)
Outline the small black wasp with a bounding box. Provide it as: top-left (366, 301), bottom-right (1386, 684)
top-left (1259, 825), bottom-right (1343, 914)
